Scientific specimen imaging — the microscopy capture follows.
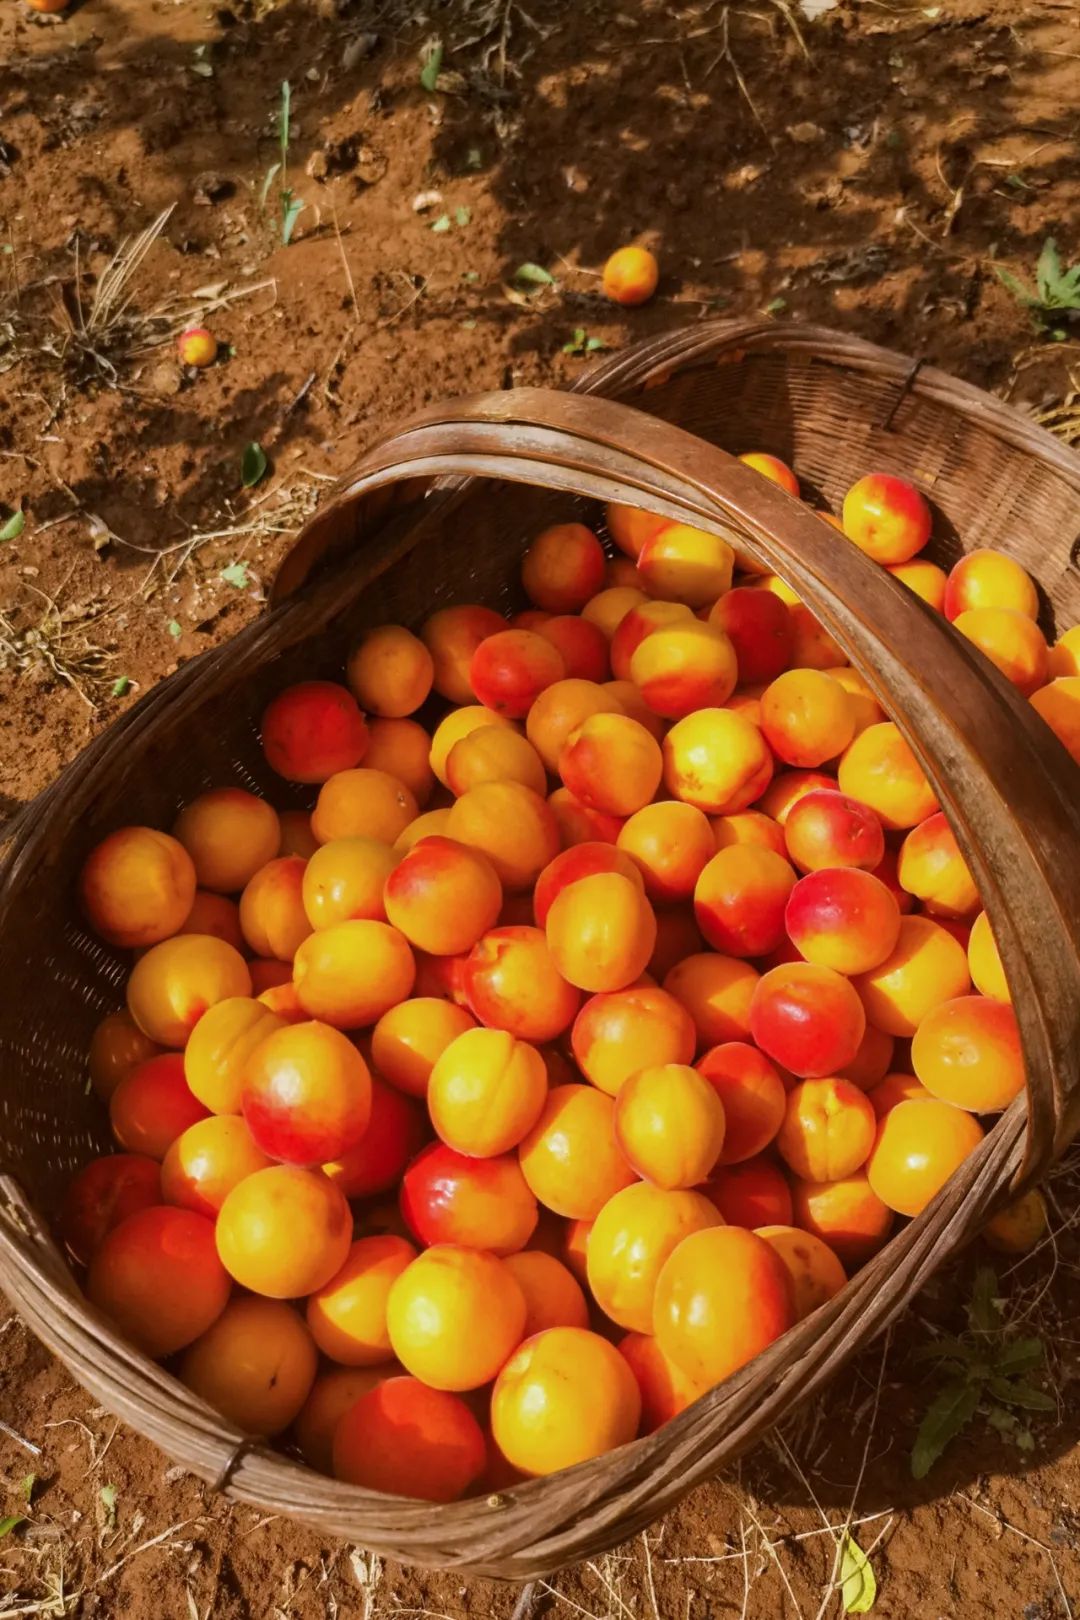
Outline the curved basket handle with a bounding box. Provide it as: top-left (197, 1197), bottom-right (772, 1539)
top-left (292, 386), bottom-right (1080, 1181)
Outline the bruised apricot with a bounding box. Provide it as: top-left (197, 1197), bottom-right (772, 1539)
top-left (637, 523), bottom-right (735, 608)
top-left (761, 669), bottom-right (856, 768)
top-left (854, 915), bottom-right (971, 1037)
top-left (653, 1226), bottom-right (794, 1386)
top-left (749, 962), bottom-right (866, 1078)
top-left (421, 603), bottom-right (506, 704)
top-left (897, 812), bottom-right (979, 917)
top-left (785, 867), bottom-right (901, 975)
top-left (88, 1010), bottom-right (163, 1103)
top-left (663, 708), bottom-right (773, 814)
top-left (216, 1165), bottom-right (352, 1297)
top-left (602, 244), bottom-right (659, 305)
top-left (311, 768), bottom-right (418, 846)
top-left (911, 995), bottom-right (1025, 1112)
top-left (696, 1042), bottom-right (786, 1163)
top-left (293, 920), bottom-right (415, 1028)
top-left (867, 1098), bottom-right (984, 1217)
top-left (387, 1245), bottom-right (526, 1391)
top-left (614, 1064), bottom-right (726, 1189)
top-left (503, 1251), bottom-right (590, 1336)
top-left (184, 996), bottom-right (286, 1114)
top-left (559, 712), bottom-right (663, 818)
top-left (87, 1206), bottom-right (231, 1357)
top-left (838, 722), bottom-right (939, 831)
top-left (128, 935), bottom-right (251, 1048)
top-left (161, 1115), bottom-right (272, 1217)
top-left (262, 682), bottom-right (369, 784)
top-left (663, 952), bottom-right (759, 1046)
top-left (790, 1170), bottom-right (893, 1267)
top-left (546, 871), bottom-right (657, 992)
top-left (492, 1326), bottom-right (641, 1474)
top-left (842, 473), bottom-right (931, 564)
top-left (334, 1375), bottom-right (486, 1500)
top-left (401, 1141), bottom-right (538, 1253)
top-left (519, 1084), bottom-right (636, 1219)
top-left (572, 985), bottom-right (696, 1097)
top-left (371, 997), bottom-right (475, 1098)
top-left (694, 845), bottom-right (797, 957)
top-left (80, 826), bottom-right (196, 950)
top-left (239, 856), bottom-right (312, 960)
top-left (59, 1154), bottom-right (161, 1266)
top-left (243, 1020), bottom-right (372, 1165)
top-left (944, 549), bottom-right (1039, 622)
top-left (755, 1225), bottom-right (846, 1320)
top-left (446, 780), bottom-right (560, 891)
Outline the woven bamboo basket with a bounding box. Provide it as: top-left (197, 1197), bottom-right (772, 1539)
top-left (3, 320), bottom-right (1080, 1580)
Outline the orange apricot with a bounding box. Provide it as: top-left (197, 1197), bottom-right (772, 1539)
top-left (161, 1115), bottom-right (271, 1217)
top-left (59, 1154), bottom-right (161, 1266)
top-left (446, 780), bottom-right (560, 890)
top-left (294, 1365), bottom-right (396, 1472)
top-left (463, 926), bottom-right (580, 1042)
top-left (637, 523), bottom-right (735, 608)
top-left (301, 836), bottom-right (396, 929)
top-left (1030, 675), bottom-right (1080, 764)
top-left (526, 678), bottom-right (624, 773)
top-left (292, 919), bottom-right (415, 1028)
top-left (470, 628), bottom-right (566, 719)
top-left (704, 1157), bottom-right (792, 1227)
top-left (588, 1181), bottom-right (722, 1332)
top-left (663, 951), bottom-right (760, 1046)
top-left (559, 713), bottom-right (663, 818)
top-left (867, 1097), bottom-right (984, 1216)
top-left (785, 867), bottom-right (901, 975)
top-left (446, 725), bottom-right (547, 799)
top-left (401, 1141), bottom-right (538, 1253)
top-left (522, 523), bottom-right (607, 613)
top-left (394, 808), bottom-right (454, 853)
top-left (323, 1074), bottom-right (427, 1198)
top-left (180, 1295), bottom-right (316, 1435)
top-left (537, 615), bottom-right (610, 681)
top-left (712, 809), bottom-right (786, 858)
top-left (708, 586), bottom-right (793, 683)
top-left (867, 1070), bottom-right (933, 1118)
top-left (602, 244), bottom-right (659, 305)
top-left (776, 1077), bottom-right (876, 1181)
top-left (696, 1042), bottom-right (786, 1163)
top-left (278, 810), bottom-right (319, 859)
top-left (503, 1251), bottom-right (590, 1336)
top-left (830, 667), bottom-right (886, 737)
top-left (738, 451), bottom-right (799, 497)
top-left (614, 1064), bottom-right (727, 1189)
top-left (429, 705), bottom-right (516, 787)
top-left (128, 935), bottom-right (251, 1048)
top-left (492, 1326), bottom-right (641, 1474)
top-left (968, 910), bottom-right (1010, 1003)
top-left (790, 1170), bottom-right (893, 1267)
top-left (534, 842), bottom-right (644, 927)
top-left (954, 606), bottom-right (1048, 696)
top-left (79, 826), bottom-right (197, 950)
top-left (944, 549), bottom-right (1039, 622)
top-left (630, 620), bottom-right (738, 717)
top-left (663, 708), bottom-right (773, 814)
top-left (837, 1022), bottom-right (895, 1089)
top-left (842, 473), bottom-right (931, 564)
top-left (761, 669), bottom-right (856, 768)
top-left (619, 1331), bottom-right (704, 1432)
top-left (261, 681), bottom-right (368, 784)
top-left (88, 1010), bottom-right (163, 1103)
top-left (983, 1188), bottom-right (1048, 1256)
top-left (1048, 625), bottom-right (1080, 679)
top-left (611, 598), bottom-right (695, 680)
top-left (346, 625), bottom-right (433, 718)
top-left (172, 789), bottom-right (281, 895)
top-left (239, 855), bottom-right (312, 960)
top-left (758, 769), bottom-right (836, 825)
top-left (387, 1245), bottom-right (526, 1390)
top-left (306, 1233), bottom-right (416, 1366)
top-left (383, 836), bottom-right (502, 956)
top-left (428, 1026), bottom-right (548, 1156)
top-left (561, 1216), bottom-right (593, 1285)
top-left (177, 890), bottom-right (244, 952)
top-left (604, 678), bottom-right (666, 739)
top-left (694, 845), bottom-right (797, 958)
top-left (371, 997), bottom-right (475, 1098)
top-left (184, 996), bottom-right (286, 1114)
top-left (421, 603), bottom-right (506, 704)
top-left (216, 1164), bottom-right (352, 1297)
top-left (897, 811), bottom-right (979, 917)
top-left (838, 721), bottom-right (939, 831)
top-left (755, 1224), bottom-right (846, 1320)
top-left (911, 994), bottom-right (1025, 1112)
top-left (333, 1375), bottom-right (486, 1500)
top-left (886, 558), bottom-right (948, 612)
top-left (362, 717), bottom-right (435, 806)
top-left (853, 915), bottom-right (971, 1037)
top-left (749, 962), bottom-right (866, 1078)
top-left (519, 1084), bottom-right (637, 1219)
top-left (572, 985), bottom-right (696, 1097)
top-left (783, 790), bottom-right (885, 875)
top-left (311, 767), bottom-right (419, 846)
top-left (605, 503), bottom-right (666, 559)
top-left (547, 788), bottom-right (625, 847)
top-left (787, 602), bottom-right (848, 671)
top-left (546, 871), bottom-right (657, 992)
top-left (87, 1206), bottom-right (231, 1357)
top-left (582, 585), bottom-right (649, 637)
top-left (243, 1020), bottom-right (372, 1165)
top-left (653, 1225), bottom-right (794, 1385)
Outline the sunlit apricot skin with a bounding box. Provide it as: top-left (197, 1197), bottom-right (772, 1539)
top-left (611, 599), bottom-right (695, 681)
top-left (387, 1245), bottom-right (527, 1391)
top-left (446, 780), bottom-right (561, 891)
top-left (630, 620), bottom-right (738, 717)
top-left (261, 681), bottom-right (369, 784)
top-left (755, 1224), bottom-right (846, 1320)
top-left (944, 549), bottom-right (1039, 622)
top-left (242, 1020), bottom-right (372, 1165)
top-left (614, 1064), bottom-right (727, 1190)
top-left (87, 1206), bottom-right (231, 1358)
top-left (503, 1251), bottom-right (590, 1336)
top-left (954, 606), bottom-right (1049, 696)
top-left (79, 827), bottom-right (197, 950)
top-left (886, 559), bottom-right (948, 611)
top-left (783, 790), bottom-right (885, 874)
top-left (294, 1365), bottom-right (397, 1473)
top-left (842, 473), bottom-right (932, 564)
top-left (838, 722), bottom-right (939, 831)
top-left (583, 586), bottom-right (649, 638)
top-left (311, 768), bottom-right (419, 846)
top-left (853, 915), bottom-right (971, 1038)
top-left (383, 835), bottom-right (502, 956)
top-left (427, 1025), bottom-right (548, 1156)
top-left (333, 1375), bottom-right (487, 1500)
top-left (181, 1295), bottom-right (317, 1435)
top-left (446, 724), bottom-right (548, 797)
top-left (694, 846), bottom-right (797, 958)
top-left (323, 1075), bottom-right (427, 1199)
top-left (559, 712), bottom-right (664, 818)
top-left (758, 770), bottom-right (835, 825)
top-left (59, 1154), bottom-right (162, 1266)
top-left (239, 856), bottom-right (312, 961)
top-left (534, 843), bottom-right (643, 927)
top-left (653, 1225), bottom-right (794, 1386)
top-left (518, 1084), bottom-right (637, 1219)
top-left (526, 677), bottom-right (624, 774)
top-left (463, 926), bottom-right (580, 1043)
top-left (522, 523), bottom-right (607, 613)
top-left (346, 625), bottom-right (434, 718)
top-left (1031, 675), bottom-right (1080, 765)
top-left (638, 523), bottom-right (735, 608)
top-left (161, 1115), bottom-right (272, 1217)
top-left (602, 244), bottom-right (659, 305)
top-left (619, 1331), bottom-right (704, 1431)
top-left (968, 910), bottom-right (1011, 1003)
top-left (761, 669), bottom-right (856, 769)
top-left (470, 628), bottom-right (566, 719)
top-left (776, 1077), bottom-right (876, 1181)
top-left (429, 706), bottom-right (516, 789)
top-left (88, 1011), bottom-right (164, 1103)
top-left (704, 1157), bottom-right (793, 1228)
top-left (663, 708), bottom-right (773, 814)
top-left (911, 994), bottom-right (1025, 1112)
top-left (110, 1053), bottom-right (211, 1159)
top-left (370, 997), bottom-right (475, 1098)
top-left (897, 812), bottom-right (979, 918)
top-left (545, 871), bottom-right (657, 993)
top-left (867, 1070), bottom-right (933, 1118)
top-left (785, 867), bottom-right (901, 976)
top-left (867, 1098), bottom-right (984, 1217)
top-left (790, 1170), bottom-right (893, 1267)
top-left (737, 451), bottom-right (799, 497)
top-left (749, 963), bottom-right (866, 1079)
top-left (605, 502), bottom-right (667, 558)
top-left (301, 837), bottom-right (396, 929)
top-left (492, 1326), bottom-right (642, 1475)
top-left (292, 920), bottom-right (416, 1028)
top-left (830, 668), bottom-right (886, 738)
top-left (696, 1043), bottom-right (786, 1164)
top-left (982, 1188), bottom-right (1048, 1255)
top-left (421, 604), bottom-right (506, 705)
top-left (401, 1141), bottom-right (538, 1253)
top-left (184, 996), bottom-right (286, 1114)
top-left (572, 986), bottom-right (696, 1097)
top-left (305, 1233), bottom-right (416, 1367)
top-left (663, 952), bottom-right (759, 1047)
top-left (708, 586), bottom-right (793, 683)
top-left (216, 1165), bottom-right (353, 1298)
top-left (394, 809), bottom-right (453, 853)
top-left (1048, 626), bottom-right (1080, 680)
top-left (172, 789), bottom-right (281, 896)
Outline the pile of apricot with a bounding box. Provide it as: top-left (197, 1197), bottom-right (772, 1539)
top-left (64, 456), bottom-right (1068, 1503)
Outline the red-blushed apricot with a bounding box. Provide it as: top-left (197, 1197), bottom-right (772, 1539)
top-left (346, 625), bottom-right (433, 719)
top-left (572, 986), bottom-right (696, 1097)
top-left (429, 707), bottom-right (516, 789)
top-left (184, 996), bottom-right (286, 1114)
top-left (867, 1070), bottom-right (933, 1118)
top-left (493, 1325), bottom-right (641, 1474)
top-left (870, 845), bottom-right (915, 917)
top-left (704, 1157), bottom-right (793, 1227)
top-left (1031, 675), bottom-right (1080, 764)
top-left (59, 1154), bottom-right (161, 1266)
top-left (867, 1098), bottom-right (984, 1217)
top-left (647, 908), bottom-right (703, 979)
top-left (663, 952), bottom-right (759, 1046)
top-left (968, 910), bottom-right (1010, 1003)
top-left (842, 473), bottom-right (931, 564)
top-left (463, 926), bottom-right (580, 1043)
top-left (611, 599), bottom-right (695, 681)
top-left (519, 1084), bottom-right (636, 1218)
top-left (887, 558), bottom-right (948, 612)
top-left (583, 586), bottom-right (649, 639)
top-left (79, 827), bottom-right (197, 950)
top-left (588, 1181), bottom-right (722, 1332)
top-left (536, 615), bottom-right (610, 683)
top-left (602, 244), bottom-right (659, 305)
top-left (708, 586), bottom-right (793, 683)
top-left (911, 995), bottom-right (1025, 1112)
top-left (361, 717), bottom-right (435, 807)
top-left (605, 503), bottom-right (666, 559)
top-left (261, 682), bottom-right (369, 784)
top-left (954, 606), bottom-right (1049, 696)
top-left (387, 1245), bottom-right (526, 1390)
top-left (278, 811), bottom-right (319, 859)
top-left (829, 668), bottom-right (886, 738)
top-left (630, 620), bottom-right (738, 718)
top-left (242, 1020), bottom-right (372, 1165)
top-left (294, 1365), bottom-right (396, 1472)
top-left (311, 768), bottom-right (419, 846)
top-left (87, 1206), bottom-right (230, 1357)
top-left (983, 1188), bottom-right (1048, 1256)
top-left (696, 1043), bottom-right (786, 1164)
top-left (239, 856), bottom-right (312, 961)
top-left (446, 780), bottom-right (560, 891)
top-left (758, 770), bottom-right (836, 825)
top-left (653, 1225), bottom-right (793, 1386)
top-left (371, 997), bottom-right (475, 1098)
top-left (790, 1170), bottom-right (893, 1267)
top-left (546, 872), bottom-right (657, 992)
top-left (176, 891), bottom-right (244, 952)
top-left (522, 522), bottom-right (607, 613)
top-left (88, 1011), bottom-right (163, 1104)
top-left (662, 708), bottom-right (773, 814)
top-left (161, 1115), bottom-right (271, 1217)
top-left (787, 602), bottom-right (848, 671)
top-left (614, 1064), bottom-right (726, 1190)
top-left (559, 713), bottom-right (663, 818)
top-left (525, 678), bottom-right (624, 774)
top-left (748, 572), bottom-right (801, 607)
top-left (738, 451), bottom-right (799, 497)
top-left (323, 1075), bottom-right (427, 1199)
top-left (785, 867), bottom-right (901, 976)
top-left (333, 1375), bottom-right (486, 1500)
top-left (944, 549), bottom-right (1039, 622)
top-left (428, 1026), bottom-right (548, 1156)
top-left (421, 604), bottom-right (506, 704)
top-left (837, 1023), bottom-right (895, 1090)
top-left (749, 962), bottom-right (866, 1078)
top-left (722, 684), bottom-right (766, 726)
top-left (1048, 626), bottom-right (1080, 680)
top-left (760, 669), bottom-right (856, 769)
top-left (638, 523), bottom-right (735, 608)
top-left (776, 1077), bottom-right (876, 1181)
top-left (503, 1251), bottom-right (590, 1336)
top-left (306, 1233), bottom-right (417, 1366)
top-left (838, 722), bottom-right (939, 831)
top-left (411, 950), bottom-right (472, 1005)
top-left (619, 1331), bottom-right (704, 1431)
top-left (783, 790), bottom-right (885, 875)
top-left (180, 1295), bottom-right (316, 1435)
top-left (216, 1165), bottom-right (352, 1297)
top-left (401, 1141), bottom-right (538, 1253)
top-left (470, 629), bottom-right (566, 719)
top-left (547, 789), bottom-right (624, 848)
top-left (755, 1224), bottom-right (846, 1320)
top-left (383, 836), bottom-right (502, 958)
top-left (446, 726), bottom-right (548, 799)
top-left (710, 810), bottom-right (784, 859)
top-left (109, 1052), bottom-right (210, 1159)
top-left (534, 843), bottom-right (644, 927)
top-left (292, 920), bottom-right (415, 1028)
top-left (853, 915), bottom-right (971, 1038)
top-left (177, 324), bottom-right (216, 365)
top-left (694, 846), bottom-right (797, 958)
top-left (301, 837), bottom-right (396, 930)
top-left (604, 679), bottom-right (666, 740)
top-left (897, 812), bottom-right (979, 918)
top-left (172, 789), bottom-right (281, 896)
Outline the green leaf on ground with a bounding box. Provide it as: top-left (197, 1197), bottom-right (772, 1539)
top-left (0, 509), bottom-right (25, 542)
top-left (0, 1516), bottom-right (25, 1539)
top-left (420, 41), bottom-right (444, 91)
top-left (111, 677), bottom-right (131, 698)
top-left (241, 442), bottom-right (268, 488)
top-left (513, 262), bottom-right (554, 287)
top-left (221, 562), bottom-right (250, 589)
top-left (430, 214), bottom-right (452, 234)
top-left (840, 1532), bottom-right (877, 1613)
top-left (167, 620), bottom-right (182, 638)
top-left (912, 1380), bottom-right (979, 1479)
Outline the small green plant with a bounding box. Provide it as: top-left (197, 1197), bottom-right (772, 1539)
top-left (911, 1266), bottom-right (1054, 1479)
top-left (562, 327), bottom-right (607, 357)
top-left (995, 237), bottom-right (1080, 338)
top-left (260, 82), bottom-right (305, 245)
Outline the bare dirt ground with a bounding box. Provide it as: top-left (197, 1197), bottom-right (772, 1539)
top-left (2, 0), bottom-right (1080, 1615)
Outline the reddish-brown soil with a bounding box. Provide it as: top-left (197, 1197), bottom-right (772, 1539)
top-left (2, 0), bottom-right (1080, 1615)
